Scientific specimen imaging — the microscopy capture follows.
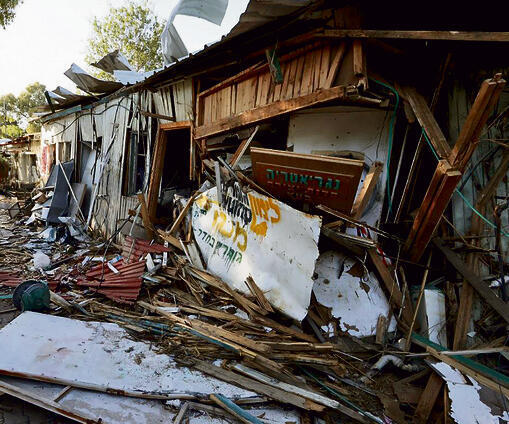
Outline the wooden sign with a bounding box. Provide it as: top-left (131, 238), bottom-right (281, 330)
top-left (250, 147), bottom-right (364, 213)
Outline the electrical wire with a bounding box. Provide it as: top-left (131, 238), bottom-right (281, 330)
top-left (369, 78), bottom-right (399, 215)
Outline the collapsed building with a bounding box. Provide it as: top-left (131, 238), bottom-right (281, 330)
top-left (0, 1), bottom-right (508, 423)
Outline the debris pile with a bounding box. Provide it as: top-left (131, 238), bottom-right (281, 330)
top-left (1, 139), bottom-right (509, 423)
top-left (0, 3), bottom-right (508, 422)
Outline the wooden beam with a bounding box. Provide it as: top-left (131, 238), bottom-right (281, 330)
top-left (404, 75), bottom-right (505, 261)
top-left (321, 29), bottom-right (509, 42)
top-left (412, 333), bottom-right (509, 398)
top-left (351, 40), bottom-right (367, 89)
top-left (405, 165), bottom-right (462, 261)
top-left (147, 128), bottom-right (167, 222)
top-left (449, 75), bottom-right (506, 171)
top-left (413, 373), bottom-right (443, 423)
top-left (351, 161), bottom-right (383, 219)
top-left (397, 85), bottom-right (451, 159)
top-left (160, 120), bottom-right (192, 131)
top-left (325, 42), bottom-right (347, 88)
top-left (433, 238), bottom-right (509, 324)
top-left (195, 85), bottom-right (354, 139)
top-left (137, 193), bottom-right (154, 239)
top-left (192, 360), bottom-right (325, 412)
top-left (229, 125), bottom-right (259, 169)
top-left (368, 249), bottom-right (414, 326)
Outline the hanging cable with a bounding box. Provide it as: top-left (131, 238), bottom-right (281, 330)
top-left (421, 126), bottom-right (509, 236)
top-left (369, 78), bottom-right (399, 215)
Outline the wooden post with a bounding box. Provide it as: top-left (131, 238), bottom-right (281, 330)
top-left (146, 128), bottom-right (167, 222)
top-left (405, 75), bottom-right (505, 262)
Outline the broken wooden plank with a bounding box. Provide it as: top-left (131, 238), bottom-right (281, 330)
top-left (157, 229), bottom-right (183, 251)
top-left (433, 238), bottom-right (509, 324)
top-left (147, 128), bottom-right (167, 221)
top-left (405, 75), bottom-right (505, 261)
top-left (453, 149), bottom-right (509, 349)
top-left (137, 193), bottom-right (154, 239)
top-left (167, 193), bottom-right (198, 236)
top-left (397, 85), bottom-right (451, 159)
top-left (229, 126), bottom-right (259, 169)
top-left (138, 301), bottom-right (271, 355)
top-left (195, 85), bottom-right (354, 139)
top-left (192, 360), bottom-right (325, 412)
top-left (0, 379), bottom-right (97, 424)
top-left (351, 161), bottom-right (383, 219)
top-left (173, 401), bottom-right (190, 424)
top-left (232, 364), bottom-right (373, 423)
top-left (351, 40), bottom-right (367, 89)
top-left (322, 227), bottom-right (376, 256)
top-left (405, 164), bottom-right (462, 262)
top-left (368, 249), bottom-right (413, 326)
top-left (245, 276), bottom-right (274, 313)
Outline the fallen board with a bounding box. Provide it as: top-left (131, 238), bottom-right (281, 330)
top-left (0, 376), bottom-right (300, 424)
top-left (0, 312), bottom-right (254, 399)
top-left (0, 376), bottom-right (175, 424)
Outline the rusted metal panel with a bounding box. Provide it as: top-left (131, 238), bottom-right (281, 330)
top-left (250, 147), bottom-right (363, 213)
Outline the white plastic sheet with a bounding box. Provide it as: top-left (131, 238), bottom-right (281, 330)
top-left (192, 186), bottom-right (321, 321)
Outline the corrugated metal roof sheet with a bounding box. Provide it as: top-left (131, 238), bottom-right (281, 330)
top-left (227, 0), bottom-right (315, 38)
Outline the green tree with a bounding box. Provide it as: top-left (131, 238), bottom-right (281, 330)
top-left (16, 82), bottom-right (46, 120)
top-left (0, 118), bottom-right (23, 139)
top-left (0, 82), bottom-right (46, 136)
top-left (86, 1), bottom-right (164, 77)
top-left (0, 93), bottom-right (20, 138)
top-left (0, 0), bottom-right (21, 28)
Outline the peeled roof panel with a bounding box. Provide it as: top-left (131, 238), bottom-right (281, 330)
top-left (114, 69), bottom-right (158, 85)
top-left (64, 63), bottom-right (123, 94)
top-left (161, 0), bottom-right (229, 66)
top-left (175, 0), bottom-right (229, 25)
top-left (227, 0), bottom-right (314, 37)
top-left (91, 50), bottom-right (134, 74)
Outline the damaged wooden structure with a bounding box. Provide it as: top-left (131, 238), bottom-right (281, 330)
top-left (1, 0), bottom-right (505, 422)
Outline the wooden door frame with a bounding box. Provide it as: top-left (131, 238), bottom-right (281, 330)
top-left (146, 120), bottom-right (191, 221)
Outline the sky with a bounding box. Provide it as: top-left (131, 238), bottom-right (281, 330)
top-left (0, 0), bottom-right (249, 96)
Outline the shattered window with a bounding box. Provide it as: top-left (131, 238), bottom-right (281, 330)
top-left (123, 129), bottom-right (147, 196)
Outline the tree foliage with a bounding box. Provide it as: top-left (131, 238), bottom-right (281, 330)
top-left (0, 0), bottom-right (21, 29)
top-left (0, 82), bottom-right (46, 137)
top-left (86, 1), bottom-right (164, 75)
top-left (16, 82), bottom-right (46, 119)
